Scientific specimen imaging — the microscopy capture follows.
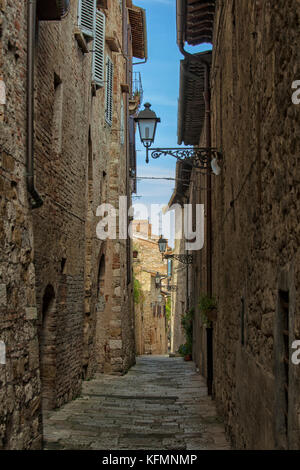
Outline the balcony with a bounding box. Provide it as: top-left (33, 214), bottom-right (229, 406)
top-left (129, 71), bottom-right (143, 115)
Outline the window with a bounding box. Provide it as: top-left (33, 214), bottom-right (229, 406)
top-left (105, 56), bottom-right (114, 125)
top-left (78, 0), bottom-right (96, 38)
top-left (92, 10), bottom-right (105, 87)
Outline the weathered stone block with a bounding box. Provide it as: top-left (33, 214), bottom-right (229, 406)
top-left (1, 152), bottom-right (14, 172)
top-left (0, 284), bottom-right (7, 306)
top-left (109, 339), bottom-right (122, 350)
top-left (109, 320), bottom-right (121, 328)
top-left (110, 328), bottom-right (121, 338)
top-left (114, 286), bottom-right (121, 297)
top-left (25, 307), bottom-right (37, 320)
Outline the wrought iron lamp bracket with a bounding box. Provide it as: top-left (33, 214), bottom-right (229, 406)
top-left (167, 285), bottom-right (178, 292)
top-left (164, 254), bottom-right (193, 265)
top-left (146, 147), bottom-right (222, 171)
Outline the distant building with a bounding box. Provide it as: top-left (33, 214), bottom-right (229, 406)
top-left (133, 221), bottom-right (168, 355)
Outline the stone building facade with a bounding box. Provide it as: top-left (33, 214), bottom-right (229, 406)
top-left (133, 220), bottom-right (168, 356)
top-left (0, 0), bottom-right (146, 449)
top-left (175, 0), bottom-right (300, 449)
top-left (169, 238), bottom-right (187, 355)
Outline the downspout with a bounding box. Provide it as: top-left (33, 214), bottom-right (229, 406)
top-left (177, 0), bottom-right (213, 395)
top-left (27, 0), bottom-right (43, 209)
top-left (204, 65), bottom-right (213, 397)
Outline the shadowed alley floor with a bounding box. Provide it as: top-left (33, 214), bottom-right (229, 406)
top-left (43, 356), bottom-right (230, 450)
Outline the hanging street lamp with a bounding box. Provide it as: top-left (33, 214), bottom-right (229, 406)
top-left (134, 103), bottom-right (161, 163)
top-left (135, 103), bottom-right (222, 172)
top-left (157, 237), bottom-right (193, 265)
top-left (158, 235), bottom-right (168, 256)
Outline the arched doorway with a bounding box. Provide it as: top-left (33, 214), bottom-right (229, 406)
top-left (40, 284), bottom-right (56, 411)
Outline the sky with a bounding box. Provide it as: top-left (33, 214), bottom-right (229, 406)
top-left (133, 0), bottom-right (212, 236)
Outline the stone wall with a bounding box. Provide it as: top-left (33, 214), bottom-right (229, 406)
top-left (0, 0), bottom-right (138, 448)
top-left (33, 2), bottom-right (91, 410)
top-left (84, 0), bottom-right (135, 377)
top-left (209, 0), bottom-right (300, 449)
top-left (0, 0), bottom-right (42, 449)
top-left (170, 237), bottom-right (187, 354)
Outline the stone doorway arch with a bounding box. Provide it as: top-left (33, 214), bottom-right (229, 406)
top-left (40, 284), bottom-right (56, 411)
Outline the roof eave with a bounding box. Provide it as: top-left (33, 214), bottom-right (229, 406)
top-left (129, 6), bottom-right (148, 60)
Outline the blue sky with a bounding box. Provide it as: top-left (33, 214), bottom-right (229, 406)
top-left (133, 0), bottom-right (211, 234)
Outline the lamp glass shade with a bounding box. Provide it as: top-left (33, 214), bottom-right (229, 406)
top-left (134, 103), bottom-right (160, 147)
top-left (158, 235), bottom-right (167, 254)
top-left (137, 119), bottom-right (157, 145)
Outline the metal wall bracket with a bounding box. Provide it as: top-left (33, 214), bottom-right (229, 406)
top-left (164, 254), bottom-right (193, 265)
top-left (147, 147), bottom-right (221, 171)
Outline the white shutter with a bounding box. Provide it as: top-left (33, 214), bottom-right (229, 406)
top-left (92, 11), bottom-right (105, 87)
top-left (78, 0), bottom-right (96, 38)
top-left (105, 56), bottom-right (114, 126)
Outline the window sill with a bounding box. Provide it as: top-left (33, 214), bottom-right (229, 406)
top-left (74, 29), bottom-right (89, 54)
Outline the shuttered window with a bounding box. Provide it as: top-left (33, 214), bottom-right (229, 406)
top-left (92, 10), bottom-right (105, 87)
top-left (105, 56), bottom-right (113, 126)
top-left (78, 0), bottom-right (96, 38)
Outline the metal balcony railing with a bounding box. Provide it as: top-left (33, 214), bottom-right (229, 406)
top-left (131, 71), bottom-right (143, 104)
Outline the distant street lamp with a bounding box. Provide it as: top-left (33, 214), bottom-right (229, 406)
top-left (157, 236), bottom-right (193, 265)
top-left (135, 102), bottom-right (222, 172)
top-left (158, 235), bottom-right (168, 256)
top-left (155, 272), bottom-right (161, 288)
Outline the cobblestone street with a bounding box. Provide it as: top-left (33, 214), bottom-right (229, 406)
top-left (43, 356), bottom-right (230, 450)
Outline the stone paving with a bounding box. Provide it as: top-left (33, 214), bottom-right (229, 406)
top-left (43, 356), bottom-right (230, 450)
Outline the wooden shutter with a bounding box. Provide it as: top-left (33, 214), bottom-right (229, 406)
top-left (92, 10), bottom-right (105, 87)
top-left (105, 56), bottom-right (113, 125)
top-left (78, 0), bottom-right (96, 38)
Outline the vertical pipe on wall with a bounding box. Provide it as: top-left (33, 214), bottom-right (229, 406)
top-left (204, 64), bottom-right (213, 396)
top-left (27, 0), bottom-right (43, 208)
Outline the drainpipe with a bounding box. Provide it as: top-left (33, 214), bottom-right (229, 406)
top-left (203, 67), bottom-right (213, 397)
top-left (177, 3), bottom-right (213, 395)
top-left (27, 0), bottom-right (43, 209)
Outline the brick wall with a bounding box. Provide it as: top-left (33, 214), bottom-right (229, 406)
top-left (170, 237), bottom-right (187, 354)
top-left (0, 0), bottom-right (137, 448)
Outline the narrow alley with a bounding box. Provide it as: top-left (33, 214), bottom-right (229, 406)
top-left (1, 0), bottom-right (299, 452)
top-left (43, 356), bottom-right (229, 450)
